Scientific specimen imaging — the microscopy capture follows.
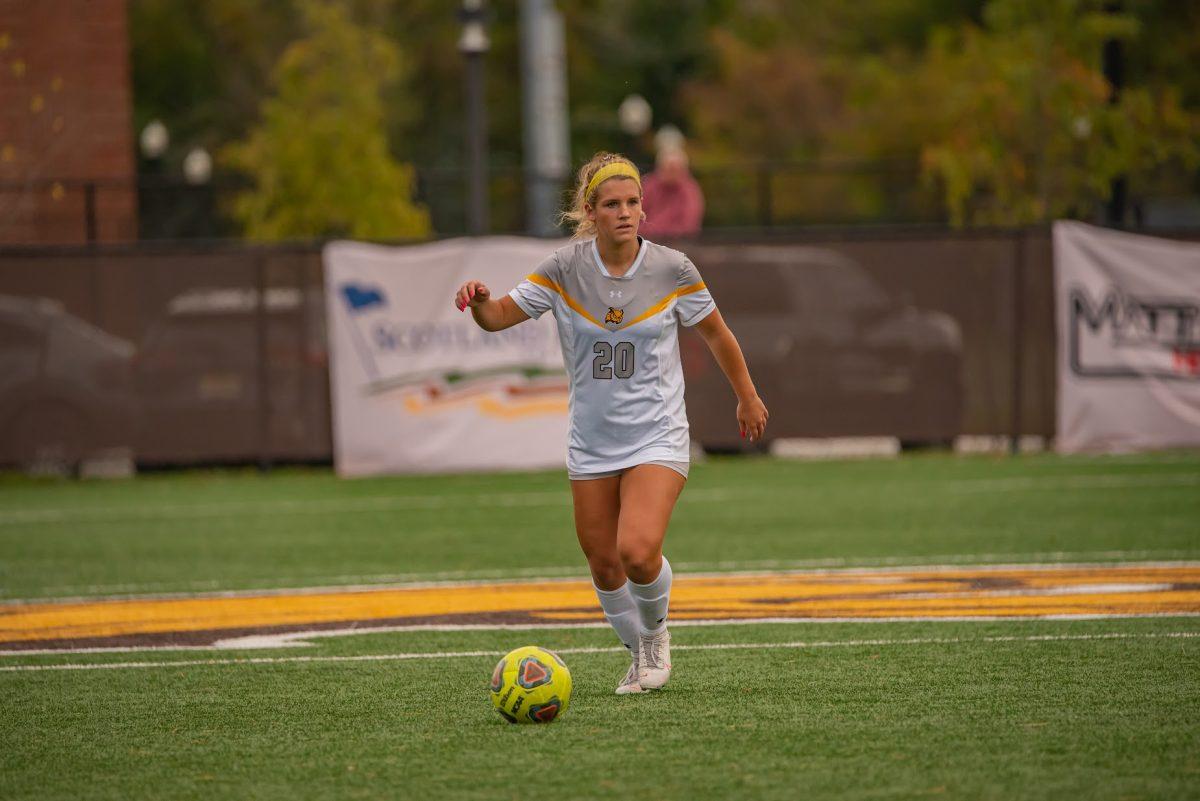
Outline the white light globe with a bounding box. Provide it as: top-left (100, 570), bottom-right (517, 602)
top-left (618, 94), bottom-right (652, 136)
top-left (183, 147), bottom-right (212, 185)
top-left (140, 120), bottom-right (169, 159)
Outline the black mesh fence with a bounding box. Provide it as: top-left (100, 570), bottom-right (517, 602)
top-left (0, 244), bottom-right (329, 468)
top-left (0, 228), bottom-right (1063, 469)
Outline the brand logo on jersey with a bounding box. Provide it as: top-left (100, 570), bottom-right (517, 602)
top-left (605, 307), bottom-right (624, 325)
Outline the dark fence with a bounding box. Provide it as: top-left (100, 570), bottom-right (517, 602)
top-left (679, 230), bottom-right (1054, 448)
top-left (0, 244), bottom-right (329, 468)
top-left (0, 228), bottom-right (1069, 470)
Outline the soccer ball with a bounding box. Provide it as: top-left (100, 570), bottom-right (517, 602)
top-left (489, 645), bottom-right (572, 724)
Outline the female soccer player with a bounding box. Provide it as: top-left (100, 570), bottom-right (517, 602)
top-left (453, 152), bottom-right (768, 694)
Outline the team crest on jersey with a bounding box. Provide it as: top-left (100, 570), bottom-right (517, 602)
top-left (605, 306), bottom-right (624, 325)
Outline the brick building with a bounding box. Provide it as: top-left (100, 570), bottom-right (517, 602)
top-left (0, 0), bottom-right (136, 245)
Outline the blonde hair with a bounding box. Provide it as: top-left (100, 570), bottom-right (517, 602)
top-left (559, 151), bottom-right (642, 240)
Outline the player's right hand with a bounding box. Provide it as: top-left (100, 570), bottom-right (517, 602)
top-left (454, 280), bottom-right (491, 312)
top-left (737, 395), bottom-right (769, 442)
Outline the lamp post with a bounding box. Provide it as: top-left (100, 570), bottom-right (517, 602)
top-left (137, 120), bottom-right (170, 241)
top-left (519, 0), bottom-right (569, 237)
top-left (1102, 1), bottom-right (1126, 226)
top-left (460, 0), bottom-right (490, 236)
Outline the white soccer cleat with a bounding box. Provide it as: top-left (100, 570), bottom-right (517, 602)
top-left (637, 628), bottom-right (672, 690)
top-left (615, 654), bottom-right (645, 695)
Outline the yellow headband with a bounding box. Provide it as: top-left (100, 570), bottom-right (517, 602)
top-left (585, 162), bottom-right (641, 200)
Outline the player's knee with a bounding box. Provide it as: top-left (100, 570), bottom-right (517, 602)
top-left (586, 555), bottom-right (624, 587)
top-left (617, 539), bottom-right (660, 578)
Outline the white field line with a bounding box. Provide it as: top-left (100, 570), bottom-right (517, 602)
top-left (3, 613), bottom-right (1199, 657)
top-left (11, 553), bottom-right (1200, 604)
top-left (1, 631), bottom-right (1196, 673)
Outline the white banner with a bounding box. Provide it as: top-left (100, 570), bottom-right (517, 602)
top-left (323, 237), bottom-right (570, 476)
top-left (1054, 221), bottom-right (1200, 453)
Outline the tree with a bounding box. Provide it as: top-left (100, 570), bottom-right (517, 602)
top-left (678, 0), bottom-right (1199, 226)
top-left (129, 0), bottom-right (1200, 231)
top-left (677, 1), bottom-right (986, 224)
top-left (559, 0), bottom-right (733, 162)
top-left (130, 0), bottom-right (302, 161)
top-left (848, 0), bottom-right (1200, 225)
top-left (221, 1), bottom-right (430, 240)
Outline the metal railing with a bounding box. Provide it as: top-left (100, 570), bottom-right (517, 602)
top-left (0, 161), bottom-right (940, 244)
top-left (3, 159), bottom-right (1195, 244)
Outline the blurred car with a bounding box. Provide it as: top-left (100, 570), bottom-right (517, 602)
top-left (132, 285), bottom-right (329, 463)
top-left (0, 295), bottom-right (136, 470)
top-left (680, 245), bottom-right (964, 450)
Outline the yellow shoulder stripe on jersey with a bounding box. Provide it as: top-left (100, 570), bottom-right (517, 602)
top-left (616, 281), bottom-right (708, 330)
top-left (525, 273), bottom-right (604, 329)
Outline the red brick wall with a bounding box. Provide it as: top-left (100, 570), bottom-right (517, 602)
top-left (0, 0), bottom-right (137, 244)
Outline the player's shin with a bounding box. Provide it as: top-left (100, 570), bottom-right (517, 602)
top-left (594, 581), bottom-right (646, 694)
top-left (593, 581), bottom-right (640, 652)
top-left (629, 557), bottom-right (674, 690)
top-left (627, 555), bottom-right (672, 634)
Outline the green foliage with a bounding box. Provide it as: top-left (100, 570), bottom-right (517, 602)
top-left (681, 0), bottom-right (1200, 226)
top-left (130, 0), bottom-right (301, 158)
top-left (220, 1), bottom-right (431, 241)
top-left (851, 0), bottom-right (1200, 225)
top-left (559, 0), bottom-right (732, 162)
top-left (128, 0), bottom-right (1199, 230)
top-left (128, 0), bottom-right (219, 136)
top-left (684, 31), bottom-right (843, 163)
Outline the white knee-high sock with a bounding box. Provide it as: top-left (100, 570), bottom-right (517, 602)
top-left (594, 582), bottom-right (640, 653)
top-left (628, 556), bottom-right (673, 634)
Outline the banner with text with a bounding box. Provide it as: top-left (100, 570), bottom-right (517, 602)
top-left (324, 238), bottom-right (569, 476)
top-left (1054, 221), bottom-right (1200, 453)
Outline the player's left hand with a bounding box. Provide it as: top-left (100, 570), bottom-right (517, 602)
top-left (737, 395), bottom-right (769, 442)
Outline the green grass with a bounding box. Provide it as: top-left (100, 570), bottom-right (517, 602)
top-left (1, 452), bottom-right (1199, 799)
top-left (2, 620), bottom-right (1197, 800)
top-left (0, 452), bottom-right (1197, 599)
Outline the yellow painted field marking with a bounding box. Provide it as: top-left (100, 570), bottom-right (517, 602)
top-left (2, 565), bottom-right (1199, 645)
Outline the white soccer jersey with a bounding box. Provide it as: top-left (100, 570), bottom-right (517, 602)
top-left (508, 238), bottom-right (716, 474)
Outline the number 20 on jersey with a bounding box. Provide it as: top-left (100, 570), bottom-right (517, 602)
top-left (593, 341), bottom-right (635, 379)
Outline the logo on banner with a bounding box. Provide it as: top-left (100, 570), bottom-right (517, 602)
top-left (334, 281), bottom-right (567, 418)
top-left (341, 283), bottom-right (387, 312)
top-left (1069, 287), bottom-right (1200, 380)
top-left (338, 282), bottom-right (390, 380)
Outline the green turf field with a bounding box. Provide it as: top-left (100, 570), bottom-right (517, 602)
top-left (1, 453), bottom-right (1198, 800)
top-left (1, 452), bottom-right (1197, 599)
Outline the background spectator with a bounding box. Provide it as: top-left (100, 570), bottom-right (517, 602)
top-left (639, 148), bottom-right (705, 240)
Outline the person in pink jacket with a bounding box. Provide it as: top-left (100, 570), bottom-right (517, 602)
top-left (638, 147), bottom-right (705, 240)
